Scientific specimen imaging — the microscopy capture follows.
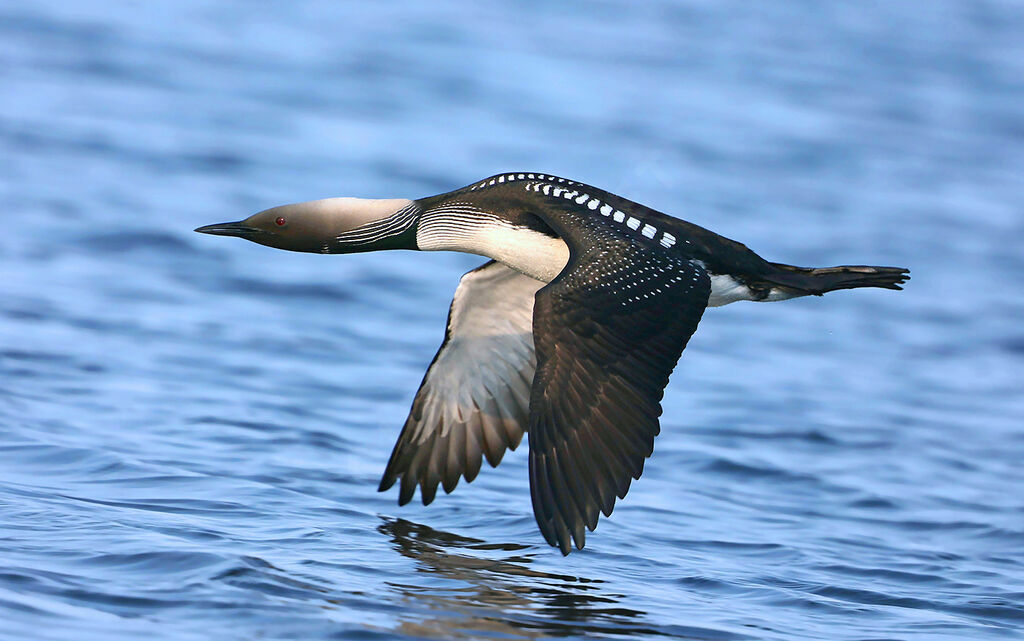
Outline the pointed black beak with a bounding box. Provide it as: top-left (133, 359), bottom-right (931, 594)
top-left (194, 221), bottom-right (264, 238)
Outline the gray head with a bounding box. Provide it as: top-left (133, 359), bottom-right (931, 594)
top-left (195, 197), bottom-right (419, 254)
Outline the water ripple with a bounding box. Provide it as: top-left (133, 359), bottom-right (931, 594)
top-left (2, 1), bottom-right (1023, 640)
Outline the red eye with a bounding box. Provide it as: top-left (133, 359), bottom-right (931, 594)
top-left (275, 217), bottom-right (286, 226)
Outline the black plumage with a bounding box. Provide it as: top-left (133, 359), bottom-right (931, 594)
top-left (530, 241), bottom-right (709, 552)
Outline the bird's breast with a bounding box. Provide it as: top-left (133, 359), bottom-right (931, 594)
top-left (417, 210), bottom-right (569, 283)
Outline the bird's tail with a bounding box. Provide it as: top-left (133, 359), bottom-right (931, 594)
top-left (763, 262), bottom-right (910, 296)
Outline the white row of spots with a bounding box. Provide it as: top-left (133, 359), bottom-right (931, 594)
top-left (468, 173), bottom-right (686, 251)
top-left (470, 173), bottom-right (573, 191)
top-left (522, 181), bottom-right (680, 249)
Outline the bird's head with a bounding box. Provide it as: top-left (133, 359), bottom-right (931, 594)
top-left (194, 197), bottom-right (419, 254)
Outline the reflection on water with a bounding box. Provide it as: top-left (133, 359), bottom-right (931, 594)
top-left (379, 518), bottom-right (673, 640)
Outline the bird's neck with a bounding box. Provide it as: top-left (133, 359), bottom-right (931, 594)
top-left (320, 198), bottom-right (421, 254)
top-left (415, 200), bottom-right (569, 282)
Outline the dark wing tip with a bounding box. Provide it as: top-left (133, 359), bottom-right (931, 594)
top-left (378, 474), bottom-right (397, 493)
top-left (419, 481), bottom-right (438, 506)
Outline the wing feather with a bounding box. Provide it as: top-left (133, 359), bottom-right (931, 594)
top-left (379, 261), bottom-right (542, 504)
top-left (528, 235), bottom-right (710, 553)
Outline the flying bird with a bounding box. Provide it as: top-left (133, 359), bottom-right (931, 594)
top-left (196, 173), bottom-right (908, 554)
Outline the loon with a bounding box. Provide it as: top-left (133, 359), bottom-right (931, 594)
top-left (196, 172), bottom-right (909, 555)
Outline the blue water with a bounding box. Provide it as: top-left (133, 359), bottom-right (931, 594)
top-left (3, 1), bottom-right (1023, 639)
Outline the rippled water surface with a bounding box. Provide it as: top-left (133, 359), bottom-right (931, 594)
top-left (3, 1), bottom-right (1024, 639)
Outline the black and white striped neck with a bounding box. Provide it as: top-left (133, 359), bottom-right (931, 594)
top-left (319, 199), bottom-right (421, 254)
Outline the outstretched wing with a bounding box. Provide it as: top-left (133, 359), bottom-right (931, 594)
top-left (379, 261), bottom-right (543, 505)
top-left (528, 236), bottom-right (710, 554)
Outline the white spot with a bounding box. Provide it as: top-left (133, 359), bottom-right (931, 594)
top-left (600, 204), bottom-right (613, 216)
top-left (588, 199), bottom-right (600, 210)
top-left (660, 233), bottom-right (676, 248)
top-left (517, 174), bottom-right (525, 179)
top-left (613, 211), bottom-right (625, 222)
top-left (626, 217), bottom-right (641, 230)
top-left (543, 185), bottom-right (551, 195)
top-left (707, 274), bottom-right (753, 307)
top-left (553, 188), bottom-right (564, 196)
top-left (575, 193), bottom-right (589, 204)
top-left (564, 190), bottom-right (578, 199)
top-left (489, 180), bottom-right (496, 185)
top-left (641, 224), bottom-right (657, 238)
